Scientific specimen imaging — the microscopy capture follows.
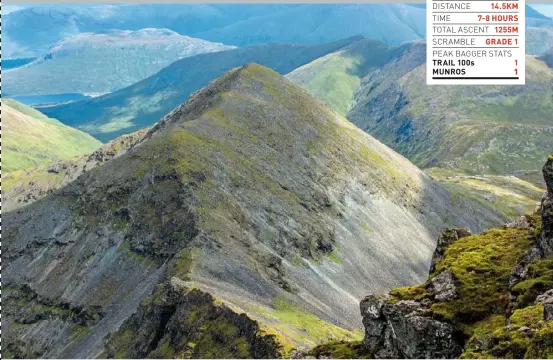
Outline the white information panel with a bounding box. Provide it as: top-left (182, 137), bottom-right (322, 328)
top-left (427, 0), bottom-right (525, 85)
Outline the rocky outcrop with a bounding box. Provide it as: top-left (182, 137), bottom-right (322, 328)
top-left (105, 278), bottom-right (282, 359)
top-left (429, 270), bottom-right (458, 302)
top-left (539, 156), bottom-right (553, 257)
top-left (536, 289), bottom-right (553, 321)
top-left (430, 228), bottom-right (471, 273)
top-left (359, 295), bottom-right (463, 358)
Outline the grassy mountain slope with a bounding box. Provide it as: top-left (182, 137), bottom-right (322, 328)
top-left (4, 29), bottom-right (233, 96)
top-left (40, 36), bottom-right (362, 141)
top-left (2, 99), bottom-right (102, 172)
top-left (3, 129), bottom-right (148, 213)
top-left (287, 40), bottom-right (424, 117)
top-left (286, 39), bottom-right (393, 116)
top-left (426, 168), bottom-right (544, 220)
top-left (4, 64), bottom-right (505, 358)
top-left (347, 45), bottom-right (553, 177)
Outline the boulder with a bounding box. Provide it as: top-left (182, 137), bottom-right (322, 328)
top-left (430, 270), bottom-right (458, 302)
top-left (535, 289), bottom-right (553, 321)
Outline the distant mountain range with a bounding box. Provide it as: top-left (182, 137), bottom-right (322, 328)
top-left (6, 4), bottom-right (550, 60)
top-left (3, 29), bottom-right (233, 96)
top-left (2, 99), bottom-right (102, 172)
top-left (39, 37), bottom-right (363, 141)
top-left (3, 4), bottom-right (425, 59)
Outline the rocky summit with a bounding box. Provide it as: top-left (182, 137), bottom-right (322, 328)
top-left (349, 157), bottom-right (553, 359)
top-left (4, 64), bottom-right (504, 358)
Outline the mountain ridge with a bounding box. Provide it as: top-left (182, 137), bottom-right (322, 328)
top-left (4, 64), bottom-right (505, 358)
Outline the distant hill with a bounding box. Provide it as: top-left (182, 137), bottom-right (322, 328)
top-left (3, 29), bottom-right (233, 96)
top-left (193, 4), bottom-right (425, 46)
top-left (2, 99), bottom-right (102, 172)
top-left (5, 4), bottom-right (550, 60)
top-left (2, 4), bottom-right (280, 59)
top-left (286, 39), bottom-right (396, 116)
top-left (284, 39), bottom-right (553, 179)
top-left (40, 36), bottom-right (363, 141)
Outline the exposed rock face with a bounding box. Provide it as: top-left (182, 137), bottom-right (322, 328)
top-left (539, 157), bottom-right (553, 257)
top-left (536, 289), bottom-right (553, 321)
top-left (105, 279), bottom-right (281, 359)
top-left (430, 228), bottom-right (471, 273)
top-left (429, 270), bottom-right (458, 302)
top-left (360, 295), bottom-right (463, 358)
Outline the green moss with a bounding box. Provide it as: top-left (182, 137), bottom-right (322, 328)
top-left (525, 322), bottom-right (553, 358)
top-left (149, 338), bottom-right (176, 358)
top-left (292, 254), bottom-right (303, 266)
top-left (168, 248), bottom-right (200, 280)
top-left (361, 223), bottom-right (374, 233)
top-left (512, 259), bottom-right (553, 307)
top-left (388, 283), bottom-right (430, 304)
top-left (429, 228), bottom-right (533, 326)
top-left (511, 305), bottom-right (544, 327)
top-left (327, 251), bottom-right (342, 264)
top-left (463, 305), bottom-right (553, 358)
